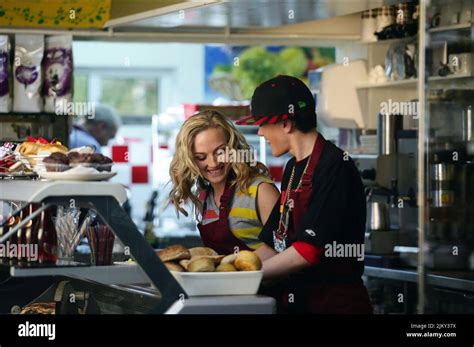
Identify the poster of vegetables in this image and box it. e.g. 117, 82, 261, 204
205, 45, 335, 102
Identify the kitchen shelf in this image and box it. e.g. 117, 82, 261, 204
359, 36, 417, 45
356, 79, 418, 89
364, 266, 474, 292
428, 73, 474, 82
357, 74, 474, 89
0, 112, 63, 116
9, 263, 149, 286
429, 22, 472, 33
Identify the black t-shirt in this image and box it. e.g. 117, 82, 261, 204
259, 139, 366, 281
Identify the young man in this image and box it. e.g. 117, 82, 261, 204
236, 75, 372, 314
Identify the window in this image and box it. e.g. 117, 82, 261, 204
73, 68, 170, 123
74, 73, 88, 103
100, 78, 158, 117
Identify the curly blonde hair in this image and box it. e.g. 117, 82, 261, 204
169, 110, 270, 218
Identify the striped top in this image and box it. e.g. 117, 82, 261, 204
200, 175, 275, 250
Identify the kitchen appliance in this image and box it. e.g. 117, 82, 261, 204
463, 105, 473, 143
365, 231, 399, 255
430, 163, 455, 207
368, 202, 390, 231
365, 190, 399, 255
378, 113, 403, 155
425, 243, 470, 270
316, 60, 368, 129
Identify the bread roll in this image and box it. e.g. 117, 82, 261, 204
220, 253, 237, 265
164, 262, 185, 272
191, 255, 224, 265
234, 250, 262, 271
18, 142, 40, 156
20, 302, 56, 314
187, 257, 215, 272
216, 263, 237, 272
179, 259, 190, 271
158, 245, 191, 262
41, 143, 68, 154
189, 247, 218, 257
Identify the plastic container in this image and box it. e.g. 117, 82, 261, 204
171, 270, 263, 296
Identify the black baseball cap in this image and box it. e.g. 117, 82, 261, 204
236, 75, 316, 126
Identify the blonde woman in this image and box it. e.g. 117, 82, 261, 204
169, 110, 280, 254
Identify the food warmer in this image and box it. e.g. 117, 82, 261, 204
0, 180, 275, 314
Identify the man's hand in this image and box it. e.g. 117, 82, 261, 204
255, 244, 277, 262
255, 245, 312, 280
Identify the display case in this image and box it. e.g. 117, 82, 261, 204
0, 113, 69, 146
0, 180, 275, 314
419, 0, 474, 313
351, 0, 474, 314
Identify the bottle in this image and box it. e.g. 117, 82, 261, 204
37, 206, 57, 264
143, 191, 159, 248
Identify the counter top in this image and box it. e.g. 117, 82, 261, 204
364, 266, 474, 292
8, 263, 149, 286
0, 180, 127, 204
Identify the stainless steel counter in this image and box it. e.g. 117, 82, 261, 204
364, 266, 474, 292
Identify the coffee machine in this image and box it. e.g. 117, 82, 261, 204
424, 92, 474, 270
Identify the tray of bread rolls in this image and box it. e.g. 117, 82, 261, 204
157, 245, 263, 296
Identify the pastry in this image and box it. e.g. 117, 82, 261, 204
187, 257, 215, 272
190, 255, 224, 265
234, 250, 262, 271
164, 262, 185, 272
20, 302, 56, 314
18, 142, 40, 156
40, 143, 68, 155
68, 153, 113, 172
43, 152, 69, 172
157, 245, 191, 262
179, 259, 191, 271
67, 151, 83, 165
189, 247, 218, 257
216, 263, 237, 272
220, 253, 237, 265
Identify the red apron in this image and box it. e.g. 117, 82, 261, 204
271, 134, 372, 314
197, 181, 252, 255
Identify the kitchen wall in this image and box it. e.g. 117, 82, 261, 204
72, 42, 205, 226
73, 41, 205, 107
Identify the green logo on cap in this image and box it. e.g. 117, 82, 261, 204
298, 101, 306, 109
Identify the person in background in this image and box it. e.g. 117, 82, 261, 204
169, 110, 280, 255
69, 104, 121, 152
236, 75, 372, 314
